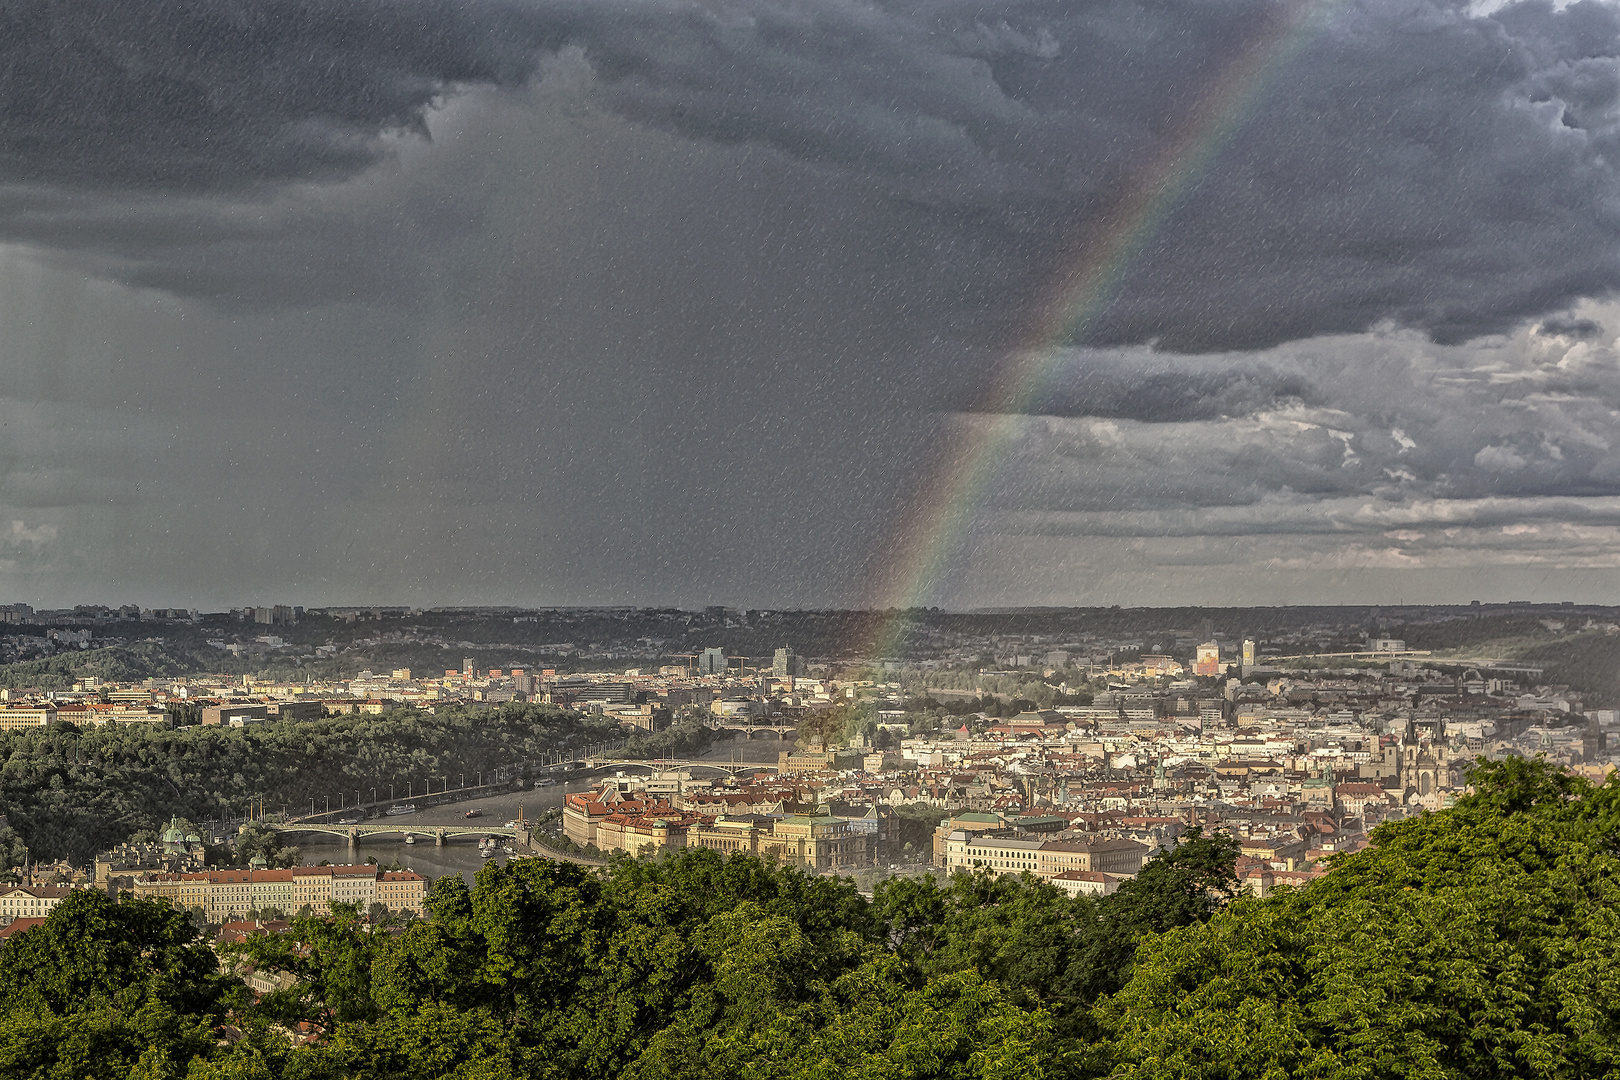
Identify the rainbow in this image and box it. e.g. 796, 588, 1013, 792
863, 0, 1337, 656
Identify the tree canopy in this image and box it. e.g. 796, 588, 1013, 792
0, 759, 1613, 1079
0, 703, 617, 864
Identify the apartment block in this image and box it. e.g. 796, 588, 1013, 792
133, 865, 425, 919
0, 705, 54, 731
0, 884, 80, 920
942, 832, 1149, 879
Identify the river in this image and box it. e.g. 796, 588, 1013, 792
292, 736, 787, 884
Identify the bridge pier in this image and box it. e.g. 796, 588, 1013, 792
347, 827, 360, 850
435, 828, 447, 847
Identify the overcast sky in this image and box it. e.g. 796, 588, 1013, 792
5, 0, 1620, 610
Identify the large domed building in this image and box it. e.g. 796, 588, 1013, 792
159, 818, 205, 858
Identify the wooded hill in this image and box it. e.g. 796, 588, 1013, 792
0, 704, 621, 864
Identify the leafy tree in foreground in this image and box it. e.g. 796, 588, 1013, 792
1103, 758, 1620, 1079
3, 760, 1614, 1080
0, 890, 242, 1078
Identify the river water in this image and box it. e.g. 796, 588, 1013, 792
293, 737, 787, 885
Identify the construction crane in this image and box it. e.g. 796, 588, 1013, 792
666, 653, 699, 677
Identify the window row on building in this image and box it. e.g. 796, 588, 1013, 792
564, 792, 875, 872
940, 831, 1150, 881
133, 865, 426, 919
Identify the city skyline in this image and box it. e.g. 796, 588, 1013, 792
5, 0, 1620, 610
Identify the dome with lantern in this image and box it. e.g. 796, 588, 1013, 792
159, 816, 206, 856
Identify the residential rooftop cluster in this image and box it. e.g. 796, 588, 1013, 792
555, 645, 1613, 897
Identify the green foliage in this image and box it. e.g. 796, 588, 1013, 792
0, 829, 25, 873
2, 765, 1612, 1080
1103, 760, 1620, 1079
0, 640, 205, 691
0, 703, 613, 862
233, 824, 302, 869
621, 717, 715, 759
1056, 827, 1241, 1009
0, 891, 239, 1079
227, 904, 386, 1031
886, 802, 949, 855
796, 703, 857, 748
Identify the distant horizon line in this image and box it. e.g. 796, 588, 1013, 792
1, 599, 1610, 616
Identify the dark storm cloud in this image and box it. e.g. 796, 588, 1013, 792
0, 0, 552, 190
5, 0, 1620, 352
1011, 359, 1315, 422
1539, 314, 1606, 339
10, 0, 1620, 607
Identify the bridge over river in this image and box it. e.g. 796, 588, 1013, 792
579, 757, 767, 777
268, 821, 520, 847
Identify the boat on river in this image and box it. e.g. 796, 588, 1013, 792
385, 803, 417, 816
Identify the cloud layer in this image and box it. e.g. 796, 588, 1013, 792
2, 0, 1620, 606
8, 0, 1620, 346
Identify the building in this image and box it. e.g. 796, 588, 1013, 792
375, 872, 427, 913
250, 605, 299, 626
1240, 835, 1308, 870
95, 835, 205, 890
757, 815, 872, 872
772, 647, 805, 680
930, 811, 1009, 865
778, 747, 835, 773
563, 789, 677, 848
942, 832, 1149, 879
1195, 641, 1221, 677
574, 683, 633, 704
698, 647, 728, 676
566, 784, 874, 870
54, 703, 170, 726
133, 865, 426, 919
1242, 639, 1257, 668
1048, 870, 1125, 897
268, 700, 325, 721
0, 885, 78, 921
0, 604, 34, 624
595, 810, 709, 859
0, 918, 45, 945
1139, 654, 1181, 676
688, 817, 769, 856
602, 703, 670, 731
946, 833, 1045, 875
0, 705, 54, 731
202, 704, 268, 727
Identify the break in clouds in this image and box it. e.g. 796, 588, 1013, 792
2, 0, 1620, 606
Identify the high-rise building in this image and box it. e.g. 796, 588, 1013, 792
462, 657, 475, 676
1194, 642, 1221, 677
698, 648, 728, 676
772, 647, 804, 679
1242, 639, 1256, 668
